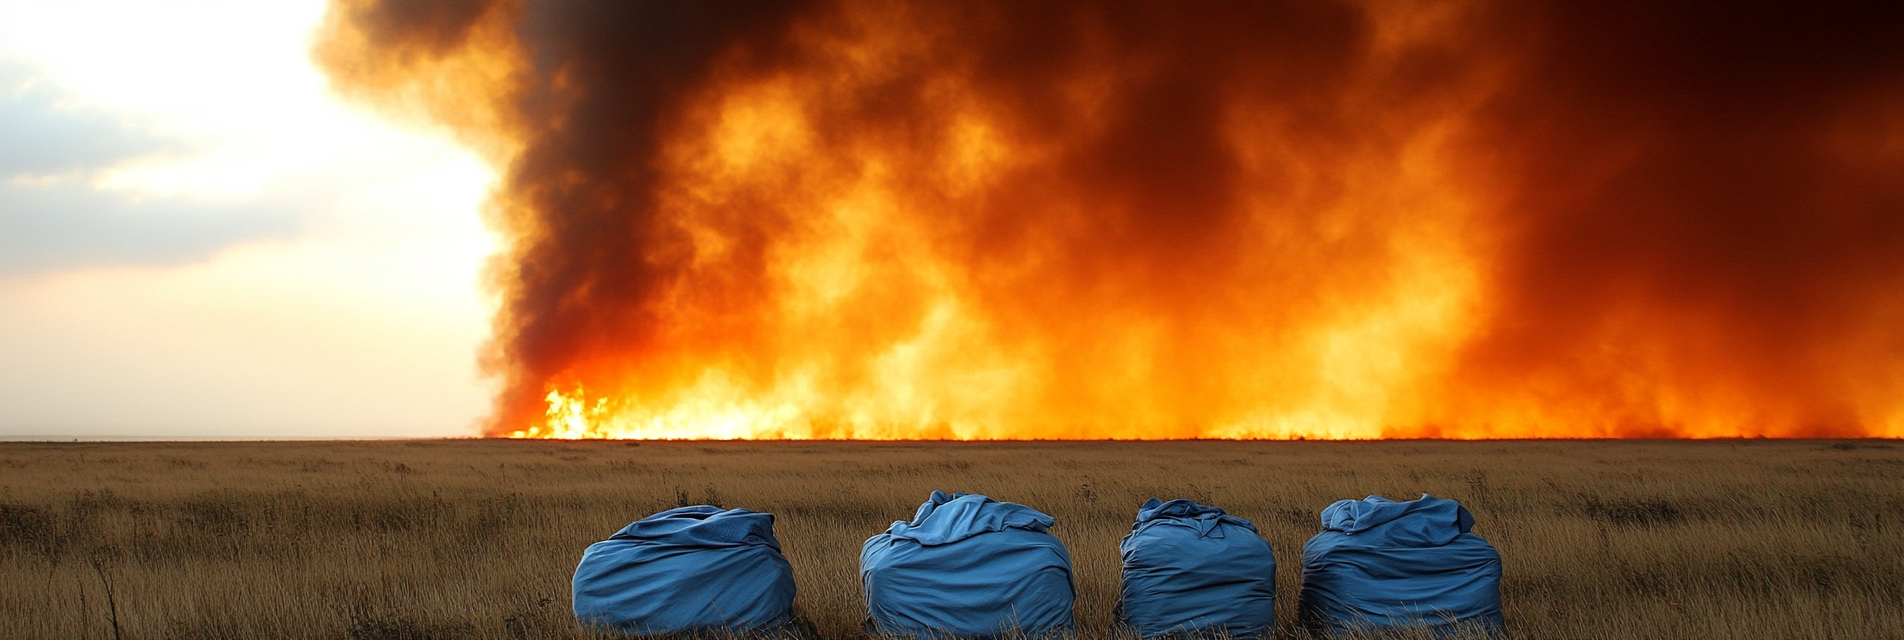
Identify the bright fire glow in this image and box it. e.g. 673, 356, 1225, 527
318, 0, 1904, 441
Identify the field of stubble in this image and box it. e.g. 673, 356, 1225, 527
0, 439, 1900, 639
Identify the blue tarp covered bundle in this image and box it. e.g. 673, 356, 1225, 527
1298, 494, 1503, 636
862, 491, 1075, 638
572, 505, 796, 636
1119, 498, 1277, 639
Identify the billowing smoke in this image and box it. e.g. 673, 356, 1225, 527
318, 0, 1904, 439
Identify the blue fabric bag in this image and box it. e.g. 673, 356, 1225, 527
862, 491, 1075, 638
1118, 499, 1277, 639
1298, 495, 1503, 636
572, 505, 796, 636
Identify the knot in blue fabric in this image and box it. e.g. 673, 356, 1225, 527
1318, 494, 1475, 547
1134, 498, 1255, 539
610, 505, 782, 551
883, 490, 1055, 547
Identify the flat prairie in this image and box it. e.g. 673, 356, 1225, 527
0, 439, 1899, 639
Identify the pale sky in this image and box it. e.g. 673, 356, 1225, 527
0, 1, 496, 438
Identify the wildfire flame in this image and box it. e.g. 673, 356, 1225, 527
320, 1, 1904, 440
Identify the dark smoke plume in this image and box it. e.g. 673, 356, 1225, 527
318, 0, 1904, 438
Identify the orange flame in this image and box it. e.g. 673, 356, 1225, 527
320, 1, 1904, 440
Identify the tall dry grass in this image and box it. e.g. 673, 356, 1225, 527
0, 439, 1899, 639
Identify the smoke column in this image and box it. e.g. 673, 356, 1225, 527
317, 0, 1904, 439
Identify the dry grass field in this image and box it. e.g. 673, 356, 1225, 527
0, 439, 1899, 639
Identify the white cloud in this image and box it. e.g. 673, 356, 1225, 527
0, 60, 309, 274
0, 0, 499, 437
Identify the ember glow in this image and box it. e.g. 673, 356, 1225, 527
318, 1, 1904, 440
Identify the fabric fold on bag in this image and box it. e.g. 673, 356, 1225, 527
1119, 498, 1277, 639
573, 505, 796, 636
1299, 494, 1503, 637
863, 491, 1075, 638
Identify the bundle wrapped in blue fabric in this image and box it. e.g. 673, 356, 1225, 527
1118, 498, 1277, 639
1298, 495, 1503, 636
862, 491, 1075, 638
572, 505, 796, 636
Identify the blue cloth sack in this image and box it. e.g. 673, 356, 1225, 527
1298, 494, 1503, 636
572, 505, 796, 636
862, 491, 1075, 638
1118, 498, 1277, 639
